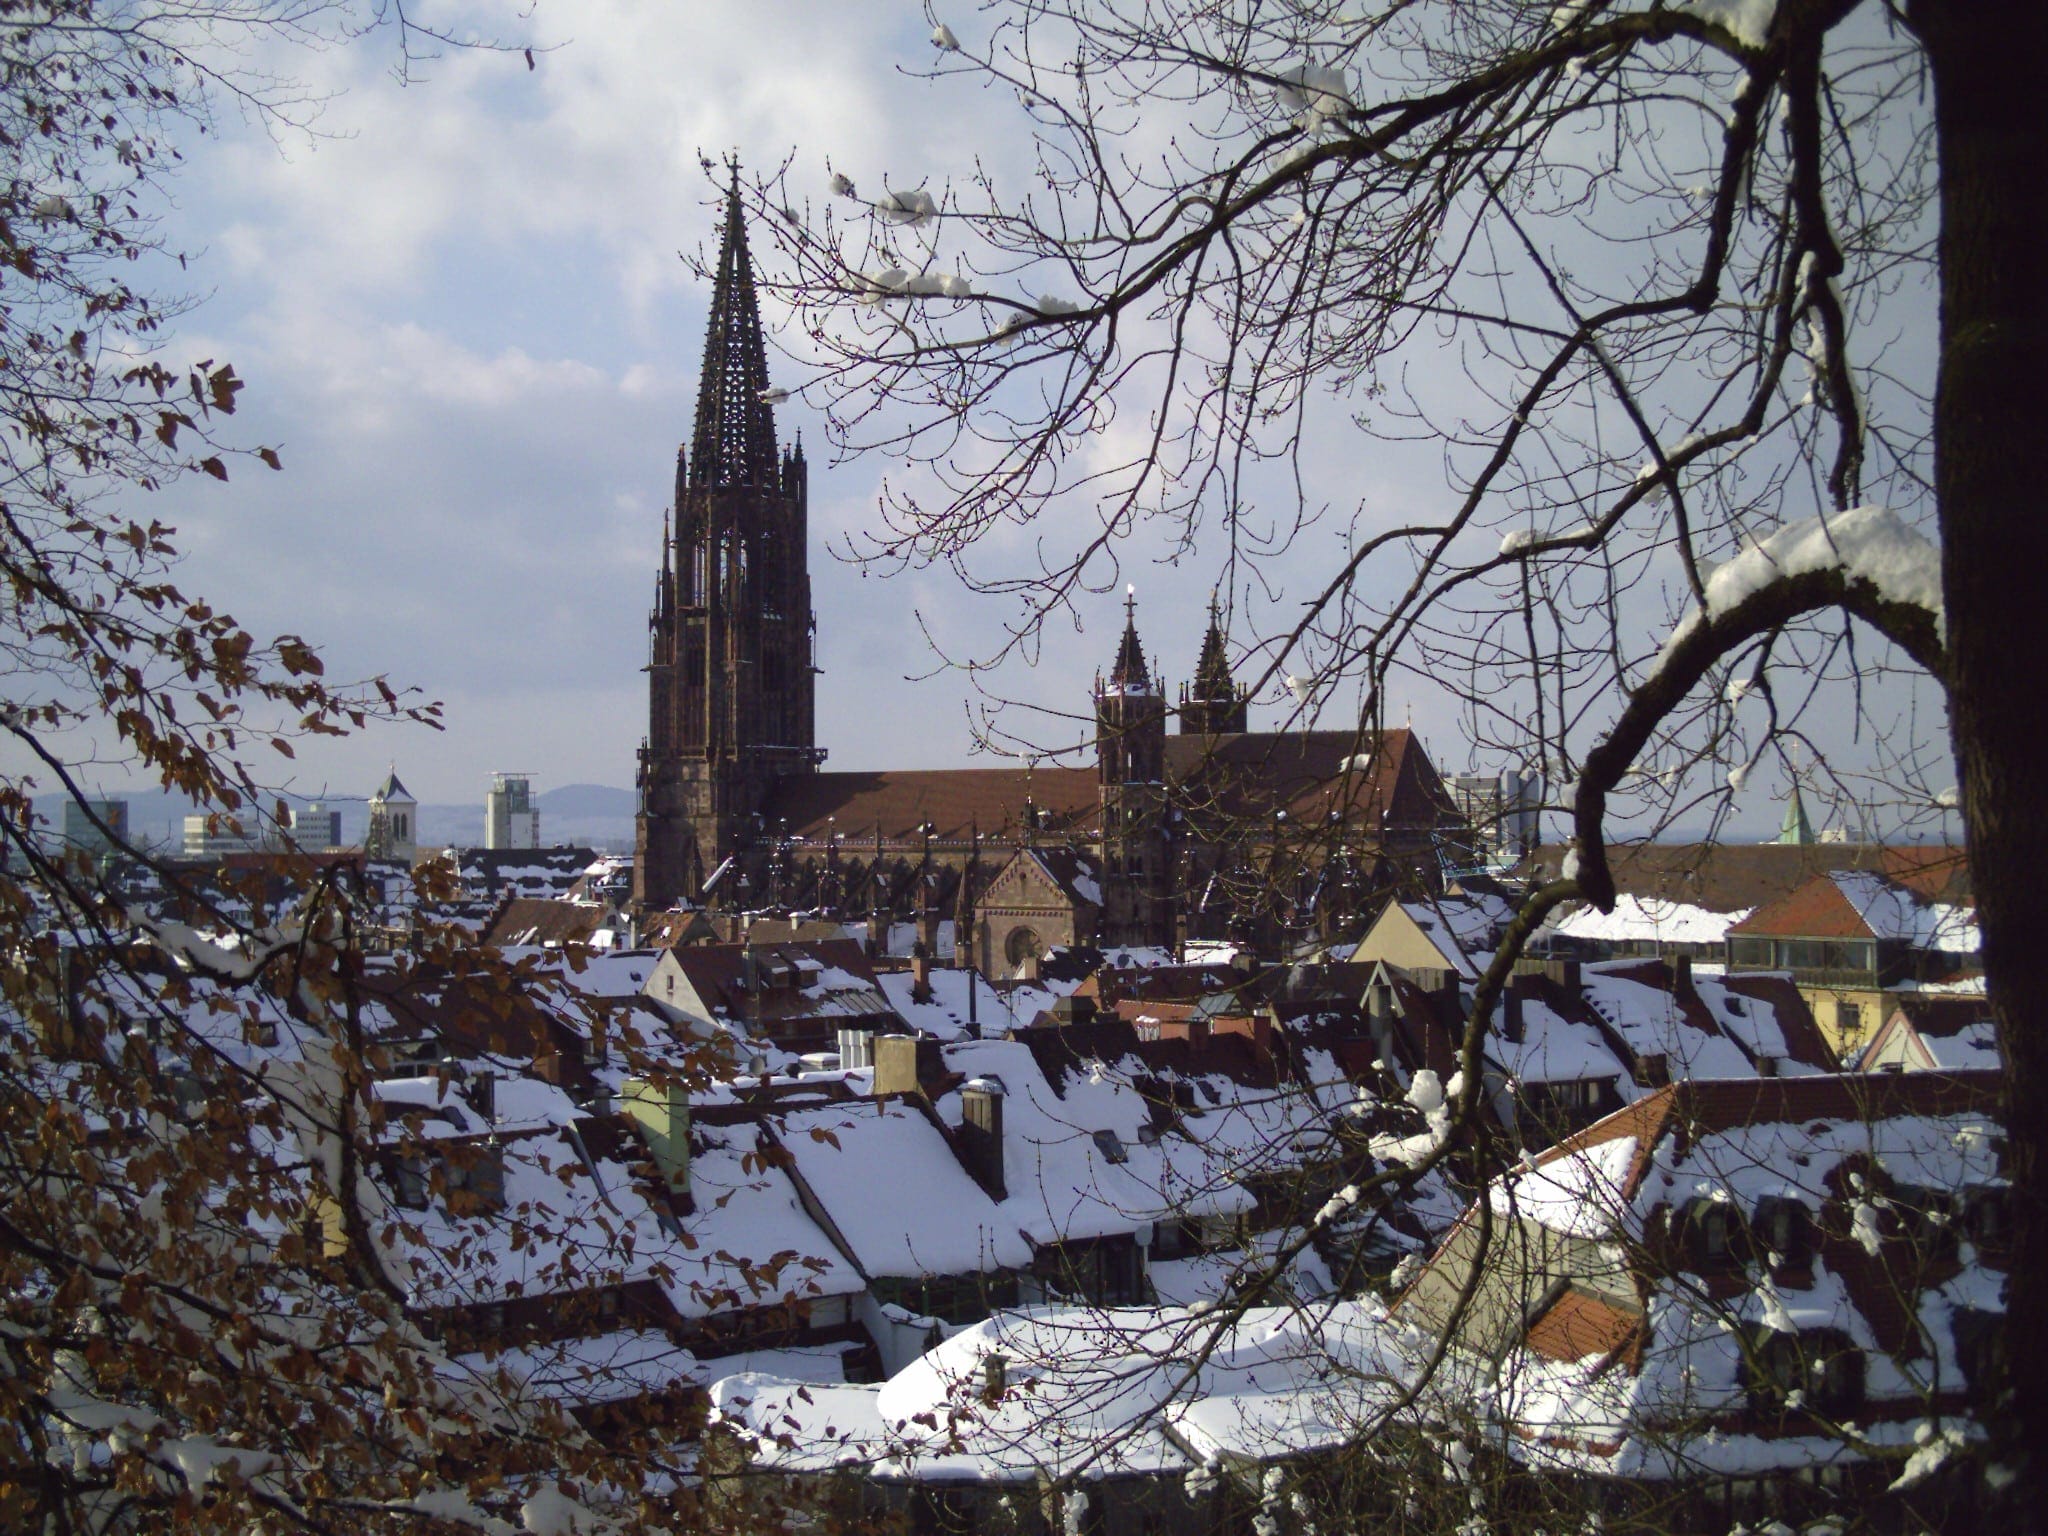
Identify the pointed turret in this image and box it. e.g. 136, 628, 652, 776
690, 169, 779, 489
1095, 587, 1168, 947
1180, 591, 1248, 735
1108, 585, 1152, 693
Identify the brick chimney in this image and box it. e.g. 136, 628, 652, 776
958, 1078, 1006, 1201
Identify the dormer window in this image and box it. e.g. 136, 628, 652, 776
1960, 1186, 2011, 1250
1674, 1196, 1746, 1270
1890, 1185, 1962, 1267
1751, 1196, 1812, 1268
1748, 1328, 1864, 1417
394, 1156, 430, 1211
1951, 1307, 2005, 1394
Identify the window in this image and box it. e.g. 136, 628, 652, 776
1751, 1197, 1812, 1268
394, 1157, 429, 1210
1960, 1186, 2010, 1249
1728, 937, 1773, 968
1675, 1196, 1746, 1270
1890, 1185, 1962, 1267
1748, 1329, 1864, 1417
1836, 1000, 1864, 1040
1951, 1307, 2005, 1393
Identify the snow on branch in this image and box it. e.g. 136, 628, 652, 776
1572, 505, 1946, 915
1653, 504, 1945, 678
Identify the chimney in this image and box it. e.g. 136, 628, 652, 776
1560, 959, 1581, 994
1503, 985, 1525, 1045
470, 1072, 497, 1124
958, 1078, 1006, 1201
873, 1033, 946, 1098
623, 1076, 692, 1204
916, 905, 941, 959
1672, 952, 1694, 993
1367, 979, 1395, 1063
1437, 972, 1462, 1016
866, 910, 889, 959
910, 940, 934, 1006
1049, 994, 1098, 1026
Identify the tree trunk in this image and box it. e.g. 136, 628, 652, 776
1919, 0, 2048, 1507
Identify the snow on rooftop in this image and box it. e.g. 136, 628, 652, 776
1829, 870, 1977, 953
1577, 966, 1758, 1080
929, 1039, 1253, 1246
876, 969, 1075, 1041
1489, 1136, 1639, 1240
453, 1328, 699, 1410
714, 1300, 1417, 1483
667, 1119, 863, 1318
769, 1098, 1034, 1278
1550, 894, 1749, 947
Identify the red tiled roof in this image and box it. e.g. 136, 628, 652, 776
756, 729, 1461, 847
765, 767, 1098, 844
1526, 1286, 1644, 1367
1728, 873, 1875, 939
1522, 842, 1970, 913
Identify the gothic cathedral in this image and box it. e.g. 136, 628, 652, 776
634, 177, 822, 912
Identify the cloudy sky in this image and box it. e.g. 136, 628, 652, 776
53, 0, 1945, 842
122, 0, 1392, 811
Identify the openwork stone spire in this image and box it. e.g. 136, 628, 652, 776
690, 168, 779, 488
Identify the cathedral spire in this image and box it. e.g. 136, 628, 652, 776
1180, 588, 1247, 734
1110, 584, 1151, 692
1192, 591, 1232, 699
690, 165, 779, 489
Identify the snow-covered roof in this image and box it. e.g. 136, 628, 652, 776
767, 1098, 1035, 1278
1549, 893, 1750, 947
874, 969, 1075, 1042
710, 1300, 1418, 1483
1830, 869, 1977, 952
1408, 1071, 2006, 1479
928, 1038, 1256, 1246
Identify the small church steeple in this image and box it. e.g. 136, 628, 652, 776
1180, 591, 1248, 735
1096, 586, 1164, 785
1777, 781, 1815, 845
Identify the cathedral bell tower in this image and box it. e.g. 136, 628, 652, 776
1095, 588, 1170, 947
1179, 594, 1249, 735
635, 172, 821, 912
